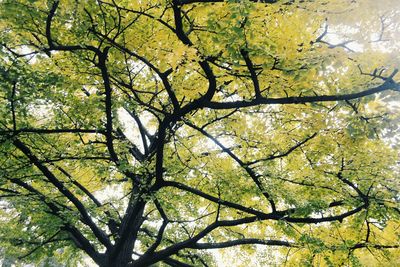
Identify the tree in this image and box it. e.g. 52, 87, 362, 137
0, 0, 399, 266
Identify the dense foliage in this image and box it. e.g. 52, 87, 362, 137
0, 0, 399, 266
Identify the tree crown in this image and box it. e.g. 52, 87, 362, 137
0, 0, 399, 266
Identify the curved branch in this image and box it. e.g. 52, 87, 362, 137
240, 49, 261, 98
206, 72, 399, 109
171, 0, 217, 108
192, 238, 298, 249
45, 1, 99, 54
134, 204, 366, 265
91, 29, 179, 111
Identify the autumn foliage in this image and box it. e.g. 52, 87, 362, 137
0, 0, 399, 266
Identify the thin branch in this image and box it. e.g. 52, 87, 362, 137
141, 199, 169, 257
18, 230, 61, 259
247, 133, 317, 165
161, 180, 269, 217
177, 0, 278, 4
184, 120, 277, 212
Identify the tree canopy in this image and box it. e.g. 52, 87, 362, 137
0, 0, 399, 266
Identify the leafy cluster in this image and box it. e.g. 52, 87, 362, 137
0, 0, 399, 266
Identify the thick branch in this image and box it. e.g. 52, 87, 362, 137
192, 238, 297, 249
45, 1, 99, 54
12, 138, 112, 249
135, 204, 365, 265
54, 164, 102, 207
91, 30, 179, 111
205, 74, 399, 109
240, 49, 261, 98
110, 193, 146, 264
98, 49, 119, 163
6, 176, 102, 264
0, 128, 105, 135
171, 0, 217, 107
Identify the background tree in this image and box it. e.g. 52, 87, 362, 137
0, 0, 399, 266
